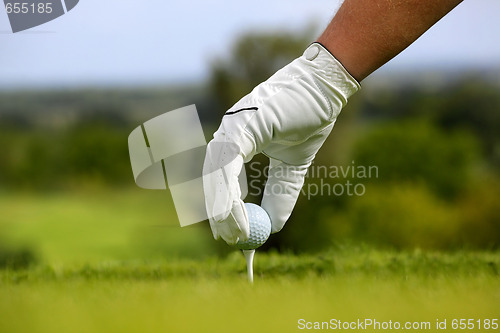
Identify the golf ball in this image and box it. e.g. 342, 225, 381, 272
236, 203, 271, 250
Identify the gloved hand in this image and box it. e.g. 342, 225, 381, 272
203, 43, 360, 245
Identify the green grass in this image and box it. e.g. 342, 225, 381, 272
0, 190, 499, 332
0, 248, 499, 333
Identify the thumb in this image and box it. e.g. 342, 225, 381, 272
261, 159, 309, 233
203, 140, 250, 244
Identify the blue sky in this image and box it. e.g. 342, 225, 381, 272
1, 0, 499, 89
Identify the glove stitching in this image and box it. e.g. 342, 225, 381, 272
311, 73, 334, 121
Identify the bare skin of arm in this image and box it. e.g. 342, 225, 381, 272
318, 0, 464, 81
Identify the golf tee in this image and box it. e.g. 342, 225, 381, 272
242, 249, 255, 283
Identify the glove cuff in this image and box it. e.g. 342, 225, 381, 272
304, 42, 361, 99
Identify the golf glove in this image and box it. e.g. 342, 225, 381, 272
203, 43, 360, 245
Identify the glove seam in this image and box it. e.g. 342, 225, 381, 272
311, 74, 335, 121
312, 42, 362, 91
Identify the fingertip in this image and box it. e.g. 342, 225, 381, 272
223, 235, 238, 246
262, 202, 287, 234
270, 222, 285, 234
211, 228, 220, 241
239, 231, 249, 242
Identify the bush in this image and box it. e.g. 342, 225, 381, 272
456, 179, 500, 249
352, 120, 480, 199
0, 244, 38, 270
326, 183, 461, 250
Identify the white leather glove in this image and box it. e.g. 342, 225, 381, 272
203, 43, 360, 245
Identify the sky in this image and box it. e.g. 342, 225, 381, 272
1, 0, 499, 89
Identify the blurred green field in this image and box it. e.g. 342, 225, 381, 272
0, 189, 220, 265
0, 190, 499, 333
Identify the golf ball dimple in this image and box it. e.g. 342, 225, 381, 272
236, 203, 271, 250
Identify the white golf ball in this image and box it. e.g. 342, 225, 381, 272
236, 203, 272, 250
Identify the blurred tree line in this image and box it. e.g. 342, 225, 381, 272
0, 30, 499, 251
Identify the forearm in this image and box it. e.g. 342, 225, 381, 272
318, 0, 463, 81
